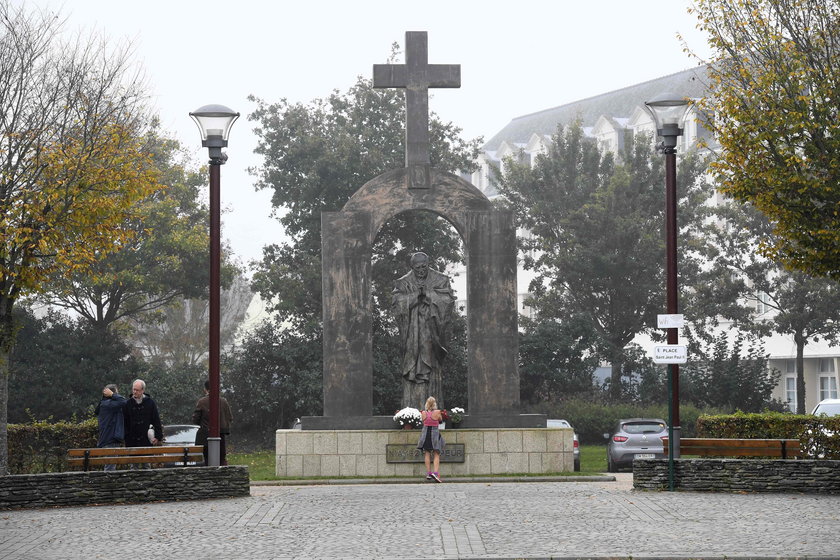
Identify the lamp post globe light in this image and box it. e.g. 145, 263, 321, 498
644, 92, 690, 489
190, 104, 239, 467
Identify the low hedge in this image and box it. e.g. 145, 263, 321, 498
697, 411, 840, 459
7, 419, 98, 474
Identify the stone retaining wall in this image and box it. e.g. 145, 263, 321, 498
633, 458, 840, 493
0, 466, 250, 510
275, 427, 574, 477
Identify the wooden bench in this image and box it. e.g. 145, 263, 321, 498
662, 438, 801, 459
67, 446, 204, 471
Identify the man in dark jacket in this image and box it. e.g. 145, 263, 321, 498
95, 384, 127, 471
123, 379, 163, 448
192, 380, 233, 465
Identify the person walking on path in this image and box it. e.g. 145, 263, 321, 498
417, 396, 445, 482
94, 384, 127, 471
123, 379, 163, 448
192, 379, 233, 466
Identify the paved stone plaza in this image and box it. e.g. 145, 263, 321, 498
2, 475, 839, 559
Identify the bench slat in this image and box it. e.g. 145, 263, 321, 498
68, 446, 203, 457
66, 446, 205, 470
67, 454, 203, 467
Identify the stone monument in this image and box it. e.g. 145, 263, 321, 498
304, 31, 544, 430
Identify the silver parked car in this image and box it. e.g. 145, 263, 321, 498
162, 424, 202, 466
162, 424, 200, 445
547, 419, 580, 471
812, 398, 840, 417
605, 418, 668, 472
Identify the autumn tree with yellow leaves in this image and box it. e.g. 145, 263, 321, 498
35, 123, 238, 332
690, 0, 840, 280
0, 2, 157, 473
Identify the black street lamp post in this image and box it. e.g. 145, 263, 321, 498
644, 92, 690, 490
189, 104, 239, 467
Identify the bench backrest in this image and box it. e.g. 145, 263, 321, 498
67, 446, 204, 470
662, 438, 801, 459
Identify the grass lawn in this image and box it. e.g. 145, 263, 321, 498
228, 450, 277, 480
579, 444, 607, 473
229, 444, 610, 481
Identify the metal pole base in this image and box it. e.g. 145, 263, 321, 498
207, 437, 221, 467
672, 426, 681, 459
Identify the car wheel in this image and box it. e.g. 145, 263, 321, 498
607, 454, 616, 473
574, 458, 580, 472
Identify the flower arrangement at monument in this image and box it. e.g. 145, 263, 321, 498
447, 407, 465, 424
393, 407, 422, 429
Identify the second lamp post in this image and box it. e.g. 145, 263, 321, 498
644, 92, 690, 489
189, 104, 239, 467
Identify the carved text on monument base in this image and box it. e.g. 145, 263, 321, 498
385, 443, 465, 463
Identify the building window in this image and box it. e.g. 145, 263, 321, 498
819, 375, 838, 401
785, 376, 797, 412
755, 291, 771, 314
819, 358, 836, 373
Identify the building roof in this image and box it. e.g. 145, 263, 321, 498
483, 66, 710, 152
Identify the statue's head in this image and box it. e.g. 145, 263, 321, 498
410, 252, 429, 280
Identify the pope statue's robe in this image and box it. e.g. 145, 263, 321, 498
392, 267, 455, 410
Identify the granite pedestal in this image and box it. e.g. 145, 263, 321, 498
275, 426, 573, 477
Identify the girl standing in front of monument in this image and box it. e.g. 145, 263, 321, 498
418, 396, 445, 482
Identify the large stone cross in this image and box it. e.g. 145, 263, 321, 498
373, 31, 460, 189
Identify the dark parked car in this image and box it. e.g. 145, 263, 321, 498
605, 418, 668, 472
547, 419, 580, 471
162, 424, 202, 466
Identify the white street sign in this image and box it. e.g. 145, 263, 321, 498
653, 345, 688, 364
657, 314, 685, 329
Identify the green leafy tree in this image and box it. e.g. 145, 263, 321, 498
496, 123, 712, 401
141, 361, 207, 426
248, 57, 481, 413
518, 315, 601, 404
37, 123, 240, 330
0, 3, 155, 473
697, 200, 840, 413
8, 307, 146, 423
691, 0, 840, 279
222, 320, 323, 447
681, 331, 781, 412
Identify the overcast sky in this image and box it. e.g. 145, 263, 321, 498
28, 0, 713, 266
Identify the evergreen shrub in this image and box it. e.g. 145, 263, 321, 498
7, 419, 97, 474
697, 411, 840, 458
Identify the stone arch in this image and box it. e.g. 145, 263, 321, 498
319, 167, 522, 427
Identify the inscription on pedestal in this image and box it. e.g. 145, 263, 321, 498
386, 443, 465, 463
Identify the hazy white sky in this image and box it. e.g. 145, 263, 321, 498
30, 0, 712, 266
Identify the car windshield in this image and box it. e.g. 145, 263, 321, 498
622, 422, 665, 434
813, 403, 840, 417
164, 426, 197, 439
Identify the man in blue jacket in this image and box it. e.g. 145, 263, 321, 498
95, 384, 127, 471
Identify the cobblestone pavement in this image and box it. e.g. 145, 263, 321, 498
2, 475, 839, 559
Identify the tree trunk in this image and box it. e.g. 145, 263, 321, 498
0, 347, 7, 475
795, 331, 806, 415
610, 360, 623, 401
0, 297, 14, 475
